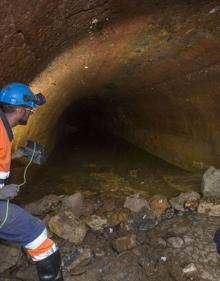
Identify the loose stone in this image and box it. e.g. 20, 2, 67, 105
48, 210, 87, 244
124, 193, 149, 213
167, 237, 184, 248
112, 234, 137, 253
182, 263, 197, 274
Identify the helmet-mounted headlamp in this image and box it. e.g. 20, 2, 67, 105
24, 93, 46, 106
0, 83, 46, 109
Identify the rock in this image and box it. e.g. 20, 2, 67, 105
128, 210, 157, 231
25, 194, 61, 216
160, 256, 167, 262
169, 192, 200, 212
209, 6, 220, 14
112, 234, 137, 253
66, 247, 94, 274
159, 207, 175, 221
124, 193, 149, 213
48, 210, 87, 244
167, 237, 184, 248
149, 194, 170, 218
99, 193, 118, 212
182, 263, 197, 274
202, 166, 220, 197
0, 244, 21, 273
183, 235, 194, 244
157, 238, 167, 247
16, 264, 39, 281
65, 268, 99, 281
95, 248, 105, 257
82, 199, 96, 217
200, 270, 214, 280
61, 192, 83, 217
108, 211, 128, 229
85, 215, 107, 231
197, 200, 220, 216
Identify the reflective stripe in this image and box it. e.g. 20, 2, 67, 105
0, 171, 10, 179
30, 243, 57, 262
25, 228, 47, 249
27, 238, 54, 256
24, 228, 58, 261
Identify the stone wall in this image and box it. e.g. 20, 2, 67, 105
1, 0, 220, 170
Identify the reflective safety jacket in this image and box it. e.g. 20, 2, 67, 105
0, 111, 13, 188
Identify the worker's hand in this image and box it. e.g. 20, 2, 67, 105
11, 148, 25, 160
0, 184, 20, 200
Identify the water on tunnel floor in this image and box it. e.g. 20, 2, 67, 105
17, 130, 203, 204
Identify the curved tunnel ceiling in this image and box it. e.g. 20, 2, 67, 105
1, 0, 220, 171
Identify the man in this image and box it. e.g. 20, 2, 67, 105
0, 82, 63, 281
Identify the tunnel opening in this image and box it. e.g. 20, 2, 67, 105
18, 95, 202, 205
2, 1, 220, 280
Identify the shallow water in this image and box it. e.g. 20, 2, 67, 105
17, 131, 202, 204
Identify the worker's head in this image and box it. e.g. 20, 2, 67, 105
0, 83, 46, 126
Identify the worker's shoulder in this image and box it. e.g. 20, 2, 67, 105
0, 115, 9, 139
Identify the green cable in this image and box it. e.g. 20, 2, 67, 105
0, 142, 36, 229
18, 142, 36, 188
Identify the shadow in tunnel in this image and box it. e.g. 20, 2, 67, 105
16, 96, 203, 205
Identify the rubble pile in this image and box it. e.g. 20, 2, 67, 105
1, 167, 220, 281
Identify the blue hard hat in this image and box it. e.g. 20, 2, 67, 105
0, 82, 37, 108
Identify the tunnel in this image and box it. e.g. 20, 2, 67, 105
2, 1, 220, 280
2, 0, 218, 173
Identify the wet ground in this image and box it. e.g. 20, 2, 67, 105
6, 131, 220, 281
16, 130, 202, 204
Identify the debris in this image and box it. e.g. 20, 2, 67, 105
66, 247, 94, 274
112, 234, 137, 253
182, 263, 197, 274
149, 194, 170, 218
48, 210, 87, 244
16, 264, 38, 281
198, 199, 220, 216
160, 256, 167, 262
25, 194, 61, 215
91, 18, 98, 24
209, 6, 220, 14
61, 192, 83, 217
108, 211, 128, 229
202, 166, 220, 197
128, 210, 157, 230
124, 193, 149, 213
167, 237, 184, 248
157, 238, 167, 248
169, 192, 200, 212
85, 215, 107, 231
0, 244, 21, 273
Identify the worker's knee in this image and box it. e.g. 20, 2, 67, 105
0, 202, 45, 245
214, 228, 220, 255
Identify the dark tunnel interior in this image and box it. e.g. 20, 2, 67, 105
15, 96, 202, 205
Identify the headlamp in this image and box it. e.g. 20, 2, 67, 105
24, 93, 46, 106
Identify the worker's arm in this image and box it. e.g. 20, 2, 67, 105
0, 123, 20, 198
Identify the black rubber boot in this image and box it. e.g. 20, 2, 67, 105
35, 250, 64, 281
